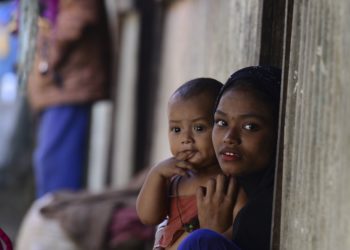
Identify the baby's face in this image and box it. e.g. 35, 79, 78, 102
167, 93, 217, 169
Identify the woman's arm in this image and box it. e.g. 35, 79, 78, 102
222, 187, 248, 239
55, 0, 101, 43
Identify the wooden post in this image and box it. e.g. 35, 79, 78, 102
18, 0, 39, 92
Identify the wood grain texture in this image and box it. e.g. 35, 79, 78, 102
279, 0, 350, 249
150, 0, 263, 164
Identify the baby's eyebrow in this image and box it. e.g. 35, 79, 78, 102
192, 116, 210, 122
169, 120, 181, 123
169, 116, 210, 123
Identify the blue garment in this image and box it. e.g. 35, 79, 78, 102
0, 0, 18, 76
34, 105, 91, 197
178, 229, 241, 250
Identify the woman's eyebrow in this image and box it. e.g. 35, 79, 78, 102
192, 116, 210, 122
215, 109, 268, 121
239, 113, 267, 121
214, 109, 227, 116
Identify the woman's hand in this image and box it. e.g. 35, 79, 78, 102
197, 175, 238, 233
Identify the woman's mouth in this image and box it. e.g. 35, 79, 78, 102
220, 151, 241, 161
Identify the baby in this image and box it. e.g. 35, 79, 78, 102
136, 78, 224, 249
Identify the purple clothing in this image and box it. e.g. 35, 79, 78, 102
178, 229, 240, 250
40, 0, 59, 24
15, 0, 58, 28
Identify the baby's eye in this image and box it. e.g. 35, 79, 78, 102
171, 127, 181, 133
193, 125, 205, 132
215, 119, 227, 127
243, 123, 259, 131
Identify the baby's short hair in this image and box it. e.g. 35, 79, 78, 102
172, 78, 223, 101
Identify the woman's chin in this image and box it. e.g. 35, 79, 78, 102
220, 163, 245, 177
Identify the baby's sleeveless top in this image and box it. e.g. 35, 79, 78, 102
157, 195, 198, 248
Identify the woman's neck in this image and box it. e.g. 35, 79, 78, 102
193, 162, 222, 178
236, 165, 275, 198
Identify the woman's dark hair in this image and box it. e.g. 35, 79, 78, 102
216, 66, 282, 122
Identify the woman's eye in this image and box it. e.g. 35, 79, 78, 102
243, 123, 259, 131
193, 125, 205, 132
171, 127, 181, 133
215, 119, 227, 127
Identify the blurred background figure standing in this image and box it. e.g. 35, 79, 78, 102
0, 0, 18, 105
0, 0, 32, 241
0, 0, 19, 170
27, 0, 111, 198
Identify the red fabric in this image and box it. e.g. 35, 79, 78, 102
0, 228, 13, 250
158, 195, 197, 248
108, 206, 155, 248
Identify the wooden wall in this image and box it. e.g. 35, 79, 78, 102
12, 0, 350, 248
277, 0, 350, 249
150, 0, 264, 164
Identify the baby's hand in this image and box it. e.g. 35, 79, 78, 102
153, 152, 194, 179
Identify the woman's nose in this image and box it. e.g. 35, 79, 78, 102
223, 128, 241, 145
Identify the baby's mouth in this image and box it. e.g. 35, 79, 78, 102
185, 150, 196, 160
179, 149, 196, 161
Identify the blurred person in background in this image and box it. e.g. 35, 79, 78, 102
0, 0, 19, 172
0, 0, 18, 105
27, 0, 111, 198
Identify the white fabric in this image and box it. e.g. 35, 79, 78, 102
16, 194, 79, 250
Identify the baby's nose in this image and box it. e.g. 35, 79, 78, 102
181, 133, 194, 144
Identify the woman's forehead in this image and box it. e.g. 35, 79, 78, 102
217, 88, 274, 119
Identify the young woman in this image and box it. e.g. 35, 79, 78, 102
179, 66, 281, 250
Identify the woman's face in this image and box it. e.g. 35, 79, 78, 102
212, 87, 277, 177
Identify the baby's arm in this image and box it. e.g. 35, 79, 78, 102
136, 153, 194, 225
